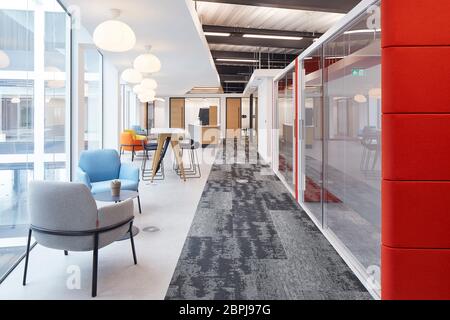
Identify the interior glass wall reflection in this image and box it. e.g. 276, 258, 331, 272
276, 69, 295, 191
302, 49, 324, 224
323, 7, 381, 284
0, 0, 70, 281
300, 1, 381, 290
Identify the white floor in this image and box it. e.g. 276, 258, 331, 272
0, 148, 215, 300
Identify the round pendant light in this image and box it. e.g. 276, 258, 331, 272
11, 97, 21, 104
134, 45, 161, 73
133, 84, 144, 95
141, 78, 158, 90
93, 9, 136, 53
121, 68, 142, 84
0, 50, 10, 69
354, 94, 367, 103
138, 90, 156, 103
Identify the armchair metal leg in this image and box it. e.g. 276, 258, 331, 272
129, 222, 137, 265
64, 250, 68, 256
22, 228, 32, 286
137, 195, 142, 214
92, 233, 99, 298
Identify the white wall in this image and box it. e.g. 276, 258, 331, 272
257, 79, 274, 163
102, 59, 121, 150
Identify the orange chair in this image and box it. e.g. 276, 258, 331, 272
120, 131, 147, 162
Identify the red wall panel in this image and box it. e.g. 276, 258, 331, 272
382, 0, 450, 48
382, 0, 450, 299
383, 180, 450, 248
382, 246, 450, 300
383, 47, 450, 114
383, 114, 450, 181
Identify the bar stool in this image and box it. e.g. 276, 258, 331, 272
174, 138, 201, 178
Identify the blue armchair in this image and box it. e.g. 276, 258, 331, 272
76, 149, 141, 213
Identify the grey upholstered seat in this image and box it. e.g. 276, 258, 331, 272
23, 181, 137, 297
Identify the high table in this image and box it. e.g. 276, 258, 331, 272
150, 128, 186, 182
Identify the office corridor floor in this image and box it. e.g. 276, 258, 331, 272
166, 136, 372, 300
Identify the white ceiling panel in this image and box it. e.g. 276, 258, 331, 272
62, 0, 220, 96
196, 1, 344, 34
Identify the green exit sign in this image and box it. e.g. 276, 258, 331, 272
352, 68, 365, 76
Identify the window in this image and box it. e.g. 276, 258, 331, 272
83, 47, 102, 150
0, 0, 70, 281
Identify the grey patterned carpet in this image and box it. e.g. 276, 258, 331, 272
165, 136, 371, 300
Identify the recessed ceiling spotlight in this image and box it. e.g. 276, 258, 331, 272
243, 34, 303, 41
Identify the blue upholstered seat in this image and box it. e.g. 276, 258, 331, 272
76, 149, 139, 195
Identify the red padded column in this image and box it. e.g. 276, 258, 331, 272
382, 0, 450, 300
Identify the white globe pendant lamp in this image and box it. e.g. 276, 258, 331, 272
11, 97, 21, 104
0, 50, 10, 69
133, 84, 144, 95
354, 94, 367, 103
93, 9, 136, 53
138, 91, 156, 103
134, 45, 161, 74
141, 78, 158, 90
121, 68, 142, 84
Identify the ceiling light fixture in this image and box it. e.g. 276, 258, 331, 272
121, 68, 142, 84
243, 34, 303, 41
344, 28, 381, 35
354, 94, 367, 103
141, 78, 158, 90
134, 45, 161, 74
0, 50, 10, 69
216, 58, 258, 63
93, 9, 136, 53
138, 91, 156, 103
204, 31, 231, 37
133, 84, 144, 95
11, 97, 21, 104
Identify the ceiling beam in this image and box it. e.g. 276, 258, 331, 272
203, 25, 317, 50
212, 50, 297, 62
196, 0, 360, 14
203, 25, 322, 39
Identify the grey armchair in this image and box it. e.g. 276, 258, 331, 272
23, 181, 137, 297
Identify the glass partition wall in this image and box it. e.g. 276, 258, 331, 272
275, 68, 296, 192
299, 1, 381, 294
0, 0, 71, 281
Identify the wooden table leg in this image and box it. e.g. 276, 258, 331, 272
151, 134, 167, 182
171, 135, 186, 181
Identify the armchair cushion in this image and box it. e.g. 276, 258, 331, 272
119, 163, 139, 182
97, 199, 134, 248
76, 167, 91, 190
79, 149, 121, 183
